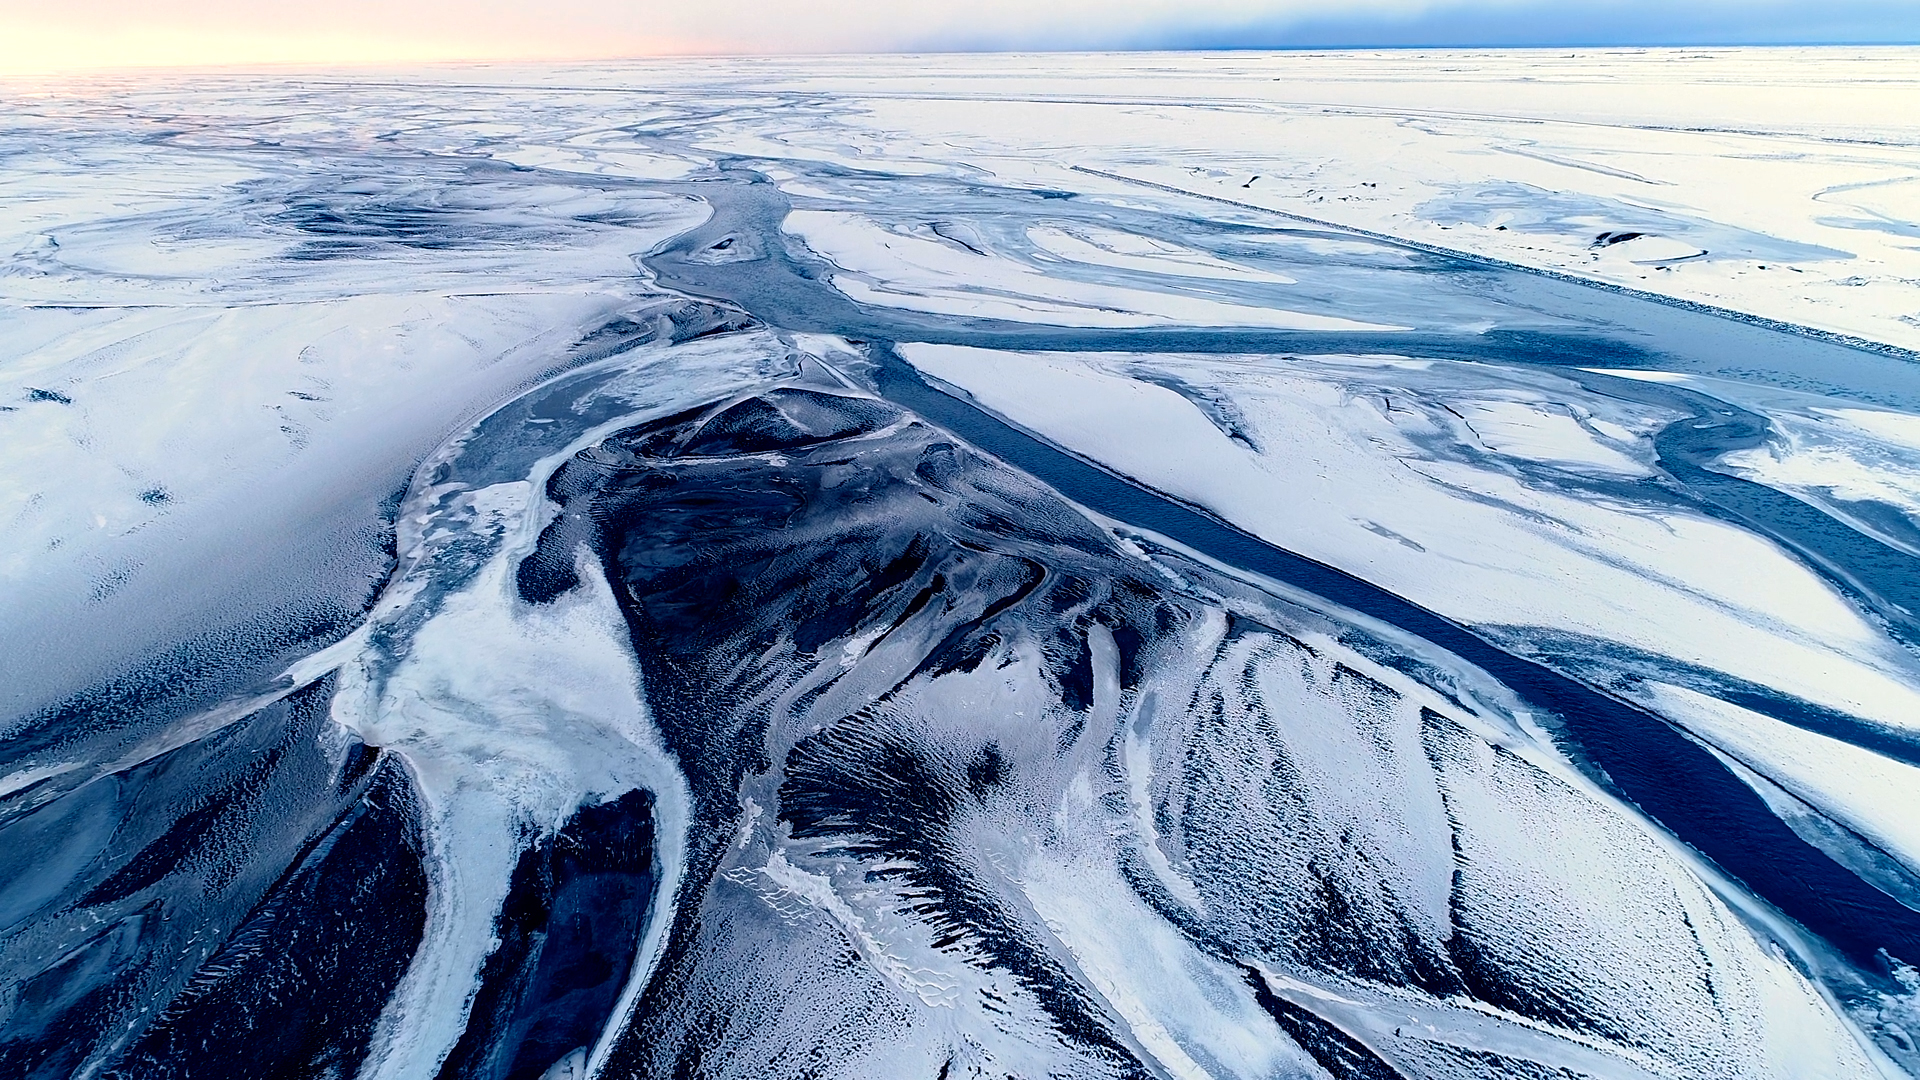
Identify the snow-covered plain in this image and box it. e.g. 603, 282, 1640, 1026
662, 47, 1920, 352
4, 47, 1920, 1080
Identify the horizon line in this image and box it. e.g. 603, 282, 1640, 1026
7, 39, 1920, 79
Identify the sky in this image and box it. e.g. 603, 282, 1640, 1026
1, 0, 1916, 72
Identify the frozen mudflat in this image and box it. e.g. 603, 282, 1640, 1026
4, 47, 1920, 1080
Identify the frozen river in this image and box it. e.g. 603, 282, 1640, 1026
4, 48, 1920, 1080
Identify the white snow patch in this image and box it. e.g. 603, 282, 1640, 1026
785, 209, 1402, 331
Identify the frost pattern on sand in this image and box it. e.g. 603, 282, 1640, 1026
525, 383, 1873, 1079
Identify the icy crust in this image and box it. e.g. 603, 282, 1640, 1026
2, 56, 1916, 1080
1146, 623, 1862, 1080
901, 344, 1920, 737
325, 330, 801, 1080
782, 208, 1405, 331
895, 343, 1920, 1016
0, 324, 783, 1080
0, 89, 713, 720
671, 48, 1920, 353
505, 383, 1877, 1079
1636, 682, 1920, 903
1715, 403, 1920, 558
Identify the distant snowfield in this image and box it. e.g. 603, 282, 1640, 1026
649, 47, 1920, 353
0, 106, 712, 712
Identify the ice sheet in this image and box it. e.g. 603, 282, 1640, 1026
0, 103, 710, 715
903, 342, 1920, 736
6, 50, 1918, 1080
783, 209, 1402, 331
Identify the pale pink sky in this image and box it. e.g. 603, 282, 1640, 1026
0, 0, 1909, 73
6, 0, 1256, 70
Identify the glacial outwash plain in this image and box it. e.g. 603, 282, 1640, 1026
5, 46, 1920, 1079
